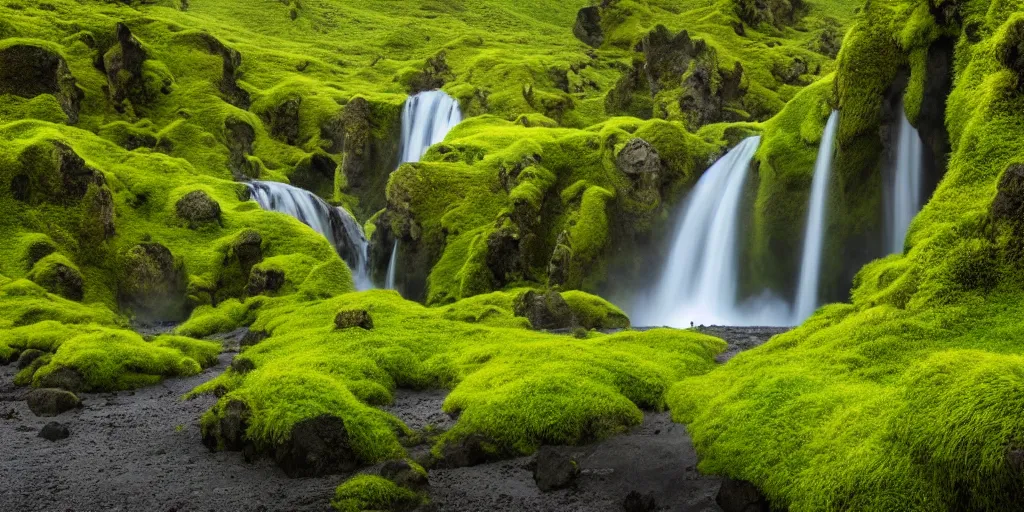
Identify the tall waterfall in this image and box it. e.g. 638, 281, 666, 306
399, 90, 463, 164
386, 90, 462, 290
634, 136, 790, 327
247, 181, 373, 290
793, 111, 841, 322
886, 108, 924, 254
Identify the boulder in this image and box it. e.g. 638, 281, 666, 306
514, 290, 577, 330
291, 153, 337, 200
815, 20, 842, 58
716, 477, 771, 512
32, 262, 84, 301
680, 46, 745, 130
194, 33, 250, 108
36, 366, 85, 392
334, 309, 374, 330
533, 446, 579, 492
26, 388, 82, 417
230, 357, 256, 375
623, 491, 658, 512
437, 434, 496, 468
23, 238, 57, 270
0, 44, 84, 123
275, 414, 358, 477
999, 18, 1024, 88
380, 460, 430, 493
80, 184, 116, 244
407, 52, 453, 94
638, 26, 696, 93
992, 164, 1024, 221
246, 268, 285, 296
929, 0, 962, 26
103, 23, 148, 111
16, 349, 45, 370
175, 190, 222, 228
118, 242, 190, 323
573, 6, 604, 48
261, 95, 302, 145
240, 329, 269, 348
12, 142, 105, 206
38, 422, 70, 442
773, 57, 809, 85
617, 139, 662, 177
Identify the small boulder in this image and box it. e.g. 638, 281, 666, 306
334, 309, 374, 330
533, 446, 579, 492
31, 261, 84, 301
246, 268, 285, 296
623, 491, 658, 512
0, 44, 84, 123
275, 414, 358, 477
230, 357, 256, 375
573, 6, 604, 48
38, 421, 70, 442
175, 190, 222, 228
240, 329, 269, 347
203, 399, 251, 452
716, 477, 771, 512
16, 349, 45, 370
380, 459, 430, 493
616, 139, 662, 178
437, 434, 496, 468
514, 290, 577, 330
26, 388, 82, 417
119, 242, 189, 323
36, 366, 85, 392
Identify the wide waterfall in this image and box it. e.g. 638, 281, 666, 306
399, 90, 463, 164
633, 136, 791, 327
886, 108, 924, 254
793, 111, 841, 322
247, 181, 373, 290
386, 90, 462, 290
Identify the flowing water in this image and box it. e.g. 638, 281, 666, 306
793, 111, 841, 322
384, 240, 399, 291
247, 181, 373, 290
886, 108, 924, 254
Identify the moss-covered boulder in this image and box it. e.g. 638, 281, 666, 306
175, 190, 222, 228
247, 268, 285, 296
260, 94, 302, 145
573, 6, 604, 48
334, 309, 374, 330
118, 242, 189, 323
0, 43, 84, 123
332, 474, 424, 512
224, 116, 257, 178
29, 255, 84, 302
405, 52, 453, 94
11, 141, 105, 206
103, 23, 148, 112
26, 388, 81, 417
616, 138, 663, 205
514, 290, 576, 330
276, 414, 359, 477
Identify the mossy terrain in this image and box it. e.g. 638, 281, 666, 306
672, 1, 1024, 509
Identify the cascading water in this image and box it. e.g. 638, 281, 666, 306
385, 90, 462, 290
793, 111, 840, 322
247, 181, 373, 290
886, 107, 924, 254
633, 136, 791, 327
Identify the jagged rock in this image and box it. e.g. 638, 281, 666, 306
773, 57, 809, 85
407, 52, 453, 93
261, 95, 302, 145
623, 491, 658, 512
437, 434, 496, 468
533, 446, 579, 492
548, 231, 573, 287
734, 0, 805, 29
16, 349, 45, 370
36, 366, 85, 392
334, 309, 374, 330
175, 190, 222, 228
638, 26, 696, 94
515, 290, 577, 330
606, 59, 654, 119
716, 477, 771, 512
617, 139, 662, 177
232, 230, 264, 279
680, 47, 745, 130
0, 44, 84, 123
275, 414, 358, 477
32, 261, 84, 301
380, 460, 430, 493
993, 164, 1024, 221
999, 18, 1024, 88
194, 33, 250, 108
486, 228, 523, 288
103, 23, 147, 111
203, 399, 251, 452
13, 142, 105, 206
247, 268, 285, 296
26, 388, 81, 417
38, 422, 70, 442
225, 116, 256, 178
119, 242, 190, 323
573, 6, 604, 48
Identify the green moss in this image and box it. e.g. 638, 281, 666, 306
331, 475, 423, 512
561, 290, 630, 329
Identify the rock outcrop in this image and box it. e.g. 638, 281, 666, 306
999, 18, 1024, 89
103, 23, 148, 112
616, 138, 663, 204
261, 95, 302, 145
573, 6, 604, 48
274, 414, 358, 477
734, 0, 806, 29
246, 267, 285, 296
194, 33, 250, 108
514, 290, 577, 330
175, 190, 222, 228
0, 44, 84, 123
224, 116, 257, 178
407, 52, 453, 93
118, 242, 190, 323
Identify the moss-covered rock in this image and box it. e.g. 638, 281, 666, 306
29, 254, 84, 302
573, 6, 604, 48
175, 190, 222, 228
514, 290, 576, 330
335, 309, 374, 330
26, 388, 81, 417
118, 243, 189, 323
102, 23, 149, 112
0, 43, 83, 123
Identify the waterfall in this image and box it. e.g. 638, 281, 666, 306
886, 108, 924, 254
384, 240, 399, 290
247, 181, 373, 290
399, 90, 463, 164
634, 136, 790, 327
793, 111, 840, 322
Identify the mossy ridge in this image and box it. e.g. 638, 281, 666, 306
196, 288, 724, 468
672, 2, 1024, 510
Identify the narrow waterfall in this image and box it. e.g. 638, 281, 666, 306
793, 111, 841, 322
886, 108, 924, 254
384, 240, 399, 290
634, 136, 790, 327
247, 181, 373, 290
399, 90, 463, 164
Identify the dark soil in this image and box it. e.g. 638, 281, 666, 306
0, 326, 784, 511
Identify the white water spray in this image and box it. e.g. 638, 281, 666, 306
886, 108, 924, 254
384, 240, 399, 291
793, 111, 840, 322
247, 181, 373, 290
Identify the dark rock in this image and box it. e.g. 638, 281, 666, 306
533, 446, 579, 492
929, 0, 961, 26
680, 45, 745, 130
573, 6, 604, 48
514, 290, 577, 330
23, 239, 57, 270
605, 59, 654, 119
291, 153, 337, 201
773, 57, 809, 85
732, 21, 746, 36
230, 357, 255, 374
716, 477, 771, 512
320, 96, 401, 214
815, 19, 842, 59
38, 421, 70, 442
118, 242, 190, 323
275, 414, 358, 477
407, 52, 453, 94
32, 262, 84, 301
548, 231, 573, 287
638, 26, 696, 94
993, 164, 1024, 221
246, 268, 285, 296
437, 434, 496, 468
80, 184, 116, 243
103, 23, 148, 111
999, 18, 1024, 88
240, 329, 269, 347
16, 349, 45, 370
175, 190, 221, 228
735, 0, 805, 29
232, 230, 264, 279
224, 116, 256, 178
486, 228, 523, 288
14, 142, 105, 206
617, 138, 662, 177
193, 33, 250, 108
0, 44, 84, 123
36, 366, 85, 392
623, 490, 657, 512
497, 153, 542, 192
261, 95, 302, 145
334, 309, 374, 330
380, 459, 430, 493
26, 388, 81, 417
203, 399, 251, 452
